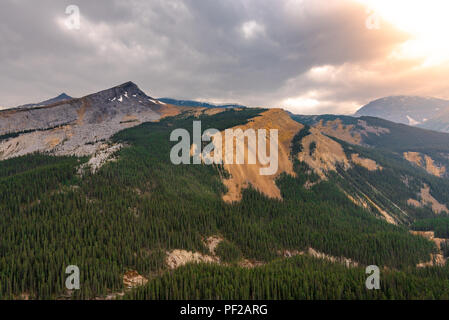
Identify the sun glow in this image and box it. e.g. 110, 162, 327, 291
357, 0, 449, 66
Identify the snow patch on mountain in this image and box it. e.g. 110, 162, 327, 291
407, 115, 421, 126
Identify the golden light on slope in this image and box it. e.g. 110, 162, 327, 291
357, 0, 449, 66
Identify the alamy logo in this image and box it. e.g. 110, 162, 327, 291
65, 5, 81, 30
365, 8, 381, 30
65, 265, 80, 290
365, 265, 380, 290
170, 121, 279, 175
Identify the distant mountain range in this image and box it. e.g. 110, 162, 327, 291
355, 96, 449, 133
3, 95, 245, 112
158, 98, 246, 109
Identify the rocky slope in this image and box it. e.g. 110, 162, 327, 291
292, 114, 449, 177
220, 108, 302, 202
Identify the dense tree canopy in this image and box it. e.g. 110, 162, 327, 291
0, 109, 446, 299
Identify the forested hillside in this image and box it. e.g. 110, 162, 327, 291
1, 108, 446, 299
123, 255, 449, 300
291, 114, 449, 169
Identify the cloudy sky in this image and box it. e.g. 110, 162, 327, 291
1, 0, 449, 114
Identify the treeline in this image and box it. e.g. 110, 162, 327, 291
412, 217, 449, 238
290, 125, 311, 156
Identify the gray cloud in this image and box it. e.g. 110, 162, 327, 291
0, 0, 446, 114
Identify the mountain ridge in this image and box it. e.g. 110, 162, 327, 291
0, 81, 173, 161
16, 92, 73, 110
158, 97, 246, 109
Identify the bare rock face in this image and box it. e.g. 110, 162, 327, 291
221, 109, 302, 202
403, 151, 446, 177
123, 270, 148, 289
0, 82, 167, 161
166, 249, 218, 269
0, 102, 80, 135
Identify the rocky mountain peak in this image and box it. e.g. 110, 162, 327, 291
0, 81, 166, 160
56, 93, 72, 100
87, 81, 150, 103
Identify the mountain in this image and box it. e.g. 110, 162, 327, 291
294, 114, 449, 155
418, 109, 449, 133
293, 114, 449, 176
158, 97, 246, 109
291, 113, 449, 222
17, 93, 73, 109
2, 83, 449, 300
0, 81, 181, 161
355, 96, 449, 132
